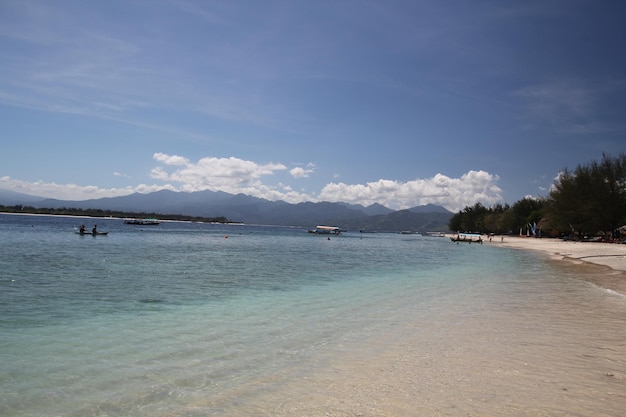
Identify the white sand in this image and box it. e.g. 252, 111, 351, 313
497, 236, 626, 270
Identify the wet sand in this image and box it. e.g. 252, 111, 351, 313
496, 236, 626, 295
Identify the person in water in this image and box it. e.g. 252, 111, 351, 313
79, 225, 86, 233
92, 225, 97, 234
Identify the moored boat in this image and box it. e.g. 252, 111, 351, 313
450, 233, 483, 244
308, 225, 341, 235
124, 218, 161, 225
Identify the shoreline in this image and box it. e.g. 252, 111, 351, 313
247, 236, 626, 416
495, 235, 626, 295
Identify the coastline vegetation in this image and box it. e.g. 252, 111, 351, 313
0, 205, 231, 224
449, 153, 626, 239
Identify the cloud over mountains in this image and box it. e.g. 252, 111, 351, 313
1, 153, 502, 212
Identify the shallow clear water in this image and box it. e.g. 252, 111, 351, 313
1, 213, 624, 416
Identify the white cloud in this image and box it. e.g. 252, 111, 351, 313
290, 166, 315, 178
0, 176, 161, 200
149, 167, 170, 181
153, 153, 190, 166
150, 153, 289, 195
1, 161, 503, 212
318, 170, 502, 212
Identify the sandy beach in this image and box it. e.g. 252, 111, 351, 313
240, 235, 626, 416
496, 235, 626, 295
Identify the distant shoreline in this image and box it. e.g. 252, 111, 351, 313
1, 211, 104, 219
0, 208, 231, 224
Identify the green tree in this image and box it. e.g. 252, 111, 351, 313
549, 153, 626, 236
483, 203, 509, 234
448, 210, 462, 232
508, 197, 545, 235
448, 202, 490, 233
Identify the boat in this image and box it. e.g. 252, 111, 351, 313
308, 225, 341, 235
450, 233, 483, 244
124, 218, 161, 225
76, 231, 108, 236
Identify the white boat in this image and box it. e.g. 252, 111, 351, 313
450, 233, 483, 244
124, 218, 161, 225
308, 225, 341, 235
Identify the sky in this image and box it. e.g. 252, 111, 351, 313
1, 0, 625, 212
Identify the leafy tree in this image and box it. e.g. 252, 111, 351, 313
449, 200, 544, 235
448, 153, 626, 238
483, 203, 509, 234
548, 153, 626, 236
448, 202, 490, 233
448, 211, 462, 232
508, 197, 546, 234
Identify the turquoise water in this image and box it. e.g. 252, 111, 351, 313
1, 213, 625, 416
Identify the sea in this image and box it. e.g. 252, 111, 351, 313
1, 213, 624, 416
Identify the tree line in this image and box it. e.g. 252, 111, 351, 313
0, 205, 231, 224
448, 153, 626, 239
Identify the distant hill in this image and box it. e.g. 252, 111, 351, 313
0, 189, 453, 232
0, 189, 43, 205
339, 202, 394, 216
408, 203, 452, 214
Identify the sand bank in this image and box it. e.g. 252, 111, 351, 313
496, 236, 626, 294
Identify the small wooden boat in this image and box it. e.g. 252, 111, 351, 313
76, 231, 109, 236
450, 233, 482, 244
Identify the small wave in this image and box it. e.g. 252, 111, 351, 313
604, 288, 625, 297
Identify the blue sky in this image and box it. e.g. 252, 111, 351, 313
1, 0, 624, 212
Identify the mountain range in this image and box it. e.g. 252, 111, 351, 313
0, 189, 453, 232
